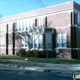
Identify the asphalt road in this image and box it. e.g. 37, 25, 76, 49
0, 65, 73, 80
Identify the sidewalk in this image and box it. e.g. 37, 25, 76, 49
0, 59, 80, 75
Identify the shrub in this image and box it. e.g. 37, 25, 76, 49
16, 49, 27, 57
16, 49, 45, 58
33, 50, 44, 58
26, 50, 44, 58
27, 50, 34, 57
16, 52, 19, 56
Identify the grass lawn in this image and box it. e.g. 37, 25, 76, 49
0, 55, 80, 64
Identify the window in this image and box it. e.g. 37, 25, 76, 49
27, 19, 29, 30
46, 34, 52, 50
38, 35, 42, 49
56, 33, 67, 48
0, 38, 5, 47
16, 20, 29, 32
22, 20, 25, 31
8, 22, 13, 33
38, 17, 43, 27
2, 24, 5, 33
38, 17, 41, 26
0, 24, 5, 33
0, 25, 1, 33
56, 34, 62, 47
29, 18, 34, 27
19, 20, 22, 31
8, 38, 12, 45
0, 38, 1, 47
16, 21, 22, 32
62, 34, 67, 47
22, 20, 28, 31
16, 21, 19, 32
30, 36, 33, 49
29, 32, 43, 50
78, 14, 80, 27
34, 34, 38, 49
21, 36, 28, 48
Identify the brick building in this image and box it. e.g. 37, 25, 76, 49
0, 1, 80, 59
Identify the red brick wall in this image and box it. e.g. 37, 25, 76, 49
47, 12, 71, 28
0, 48, 6, 55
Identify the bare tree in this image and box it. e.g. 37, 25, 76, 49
14, 0, 56, 51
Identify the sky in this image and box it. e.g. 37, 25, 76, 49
0, 0, 80, 18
